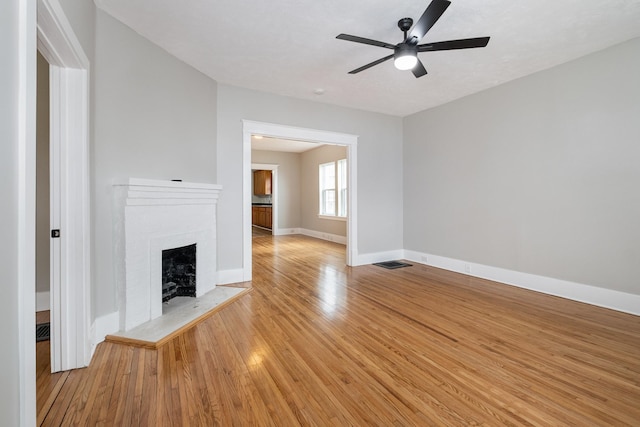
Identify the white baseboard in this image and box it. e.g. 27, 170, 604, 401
89, 321, 96, 359
403, 250, 640, 316
36, 291, 50, 312
93, 311, 120, 346
298, 228, 347, 245
353, 249, 405, 267
218, 268, 246, 285
274, 227, 300, 236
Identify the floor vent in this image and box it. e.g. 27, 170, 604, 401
36, 323, 50, 342
373, 261, 412, 270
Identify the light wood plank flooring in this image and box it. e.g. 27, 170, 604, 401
252, 225, 272, 238
37, 235, 640, 425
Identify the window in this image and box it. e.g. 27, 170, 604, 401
319, 159, 347, 218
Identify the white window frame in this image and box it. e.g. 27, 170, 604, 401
318, 159, 347, 221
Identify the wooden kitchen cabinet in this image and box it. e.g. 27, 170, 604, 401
253, 170, 272, 195
257, 208, 266, 227
252, 205, 272, 229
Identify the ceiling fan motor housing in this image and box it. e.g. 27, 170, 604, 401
394, 43, 417, 59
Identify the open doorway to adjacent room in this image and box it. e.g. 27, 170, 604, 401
242, 121, 358, 281
251, 136, 349, 242
35, 0, 92, 376
35, 50, 51, 363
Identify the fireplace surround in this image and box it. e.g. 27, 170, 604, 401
113, 178, 222, 331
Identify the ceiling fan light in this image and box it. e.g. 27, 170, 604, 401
394, 43, 418, 70
394, 54, 417, 70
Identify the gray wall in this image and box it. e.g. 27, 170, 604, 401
252, 150, 302, 230
300, 145, 348, 237
59, 0, 96, 59
217, 84, 404, 271
0, 0, 22, 422
36, 52, 50, 296
404, 37, 640, 295
92, 10, 218, 317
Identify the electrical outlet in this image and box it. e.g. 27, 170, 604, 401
464, 263, 471, 274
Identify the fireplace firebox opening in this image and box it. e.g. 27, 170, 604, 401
162, 244, 196, 303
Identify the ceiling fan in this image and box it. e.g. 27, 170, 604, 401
336, 0, 490, 78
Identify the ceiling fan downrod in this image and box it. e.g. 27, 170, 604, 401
398, 17, 414, 42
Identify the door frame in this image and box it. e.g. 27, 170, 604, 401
242, 120, 358, 280
251, 163, 279, 235
37, 0, 92, 372
17, 0, 37, 423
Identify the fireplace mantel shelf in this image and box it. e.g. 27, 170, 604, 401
114, 178, 222, 190
114, 178, 222, 206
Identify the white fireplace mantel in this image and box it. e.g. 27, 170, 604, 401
113, 178, 222, 331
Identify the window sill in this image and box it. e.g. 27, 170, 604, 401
318, 215, 347, 222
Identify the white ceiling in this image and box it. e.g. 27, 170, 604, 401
251, 136, 321, 153
95, 0, 640, 117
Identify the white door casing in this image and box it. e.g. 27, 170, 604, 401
242, 120, 358, 281
17, 0, 37, 424
37, 0, 91, 372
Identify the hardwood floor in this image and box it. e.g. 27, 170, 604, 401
252, 225, 272, 237
37, 235, 640, 425
36, 310, 50, 325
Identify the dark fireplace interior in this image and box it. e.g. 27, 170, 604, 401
162, 243, 196, 303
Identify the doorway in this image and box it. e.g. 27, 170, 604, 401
35, 50, 51, 366
251, 163, 278, 237
37, 0, 91, 372
242, 120, 358, 281
16, 0, 91, 422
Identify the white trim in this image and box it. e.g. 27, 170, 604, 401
218, 269, 247, 286
298, 228, 347, 245
403, 250, 640, 316
354, 250, 405, 267
251, 163, 278, 235
37, 0, 89, 67
36, 291, 51, 312
37, 0, 92, 372
113, 177, 221, 191
244, 121, 358, 146
346, 143, 358, 266
274, 227, 299, 236
318, 215, 347, 222
18, 0, 37, 423
243, 120, 358, 282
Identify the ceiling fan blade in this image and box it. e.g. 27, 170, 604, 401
336, 34, 395, 49
411, 59, 428, 78
407, 0, 451, 43
348, 54, 394, 74
418, 36, 490, 52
